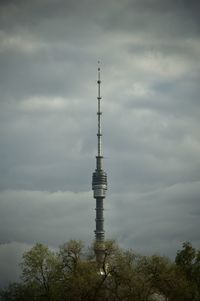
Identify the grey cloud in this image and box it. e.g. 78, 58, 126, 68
0, 98, 95, 191
0, 0, 200, 288
107, 181, 200, 257
0, 190, 94, 246
0, 47, 94, 100
0, 242, 32, 289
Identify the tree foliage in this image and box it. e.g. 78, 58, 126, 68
0, 241, 199, 301
175, 242, 200, 300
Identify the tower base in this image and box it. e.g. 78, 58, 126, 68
94, 241, 105, 265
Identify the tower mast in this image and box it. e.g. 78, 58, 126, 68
92, 65, 108, 264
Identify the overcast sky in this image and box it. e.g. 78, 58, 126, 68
0, 0, 200, 288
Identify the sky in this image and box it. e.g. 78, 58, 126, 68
0, 0, 200, 288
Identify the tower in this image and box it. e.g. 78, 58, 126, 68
92, 65, 108, 264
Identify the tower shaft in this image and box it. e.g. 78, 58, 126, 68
92, 66, 107, 264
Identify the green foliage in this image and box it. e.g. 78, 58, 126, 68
0, 241, 199, 301
19, 243, 60, 300
175, 242, 200, 300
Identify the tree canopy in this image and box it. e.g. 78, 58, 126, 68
0, 241, 199, 301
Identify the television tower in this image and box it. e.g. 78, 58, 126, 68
92, 65, 108, 264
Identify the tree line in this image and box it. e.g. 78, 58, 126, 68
0, 240, 199, 301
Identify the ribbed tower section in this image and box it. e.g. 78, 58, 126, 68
92, 66, 107, 264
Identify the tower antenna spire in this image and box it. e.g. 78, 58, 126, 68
97, 62, 102, 159
92, 64, 108, 264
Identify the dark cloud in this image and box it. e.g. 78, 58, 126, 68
0, 0, 200, 288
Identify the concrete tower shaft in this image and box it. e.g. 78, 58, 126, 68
92, 66, 107, 263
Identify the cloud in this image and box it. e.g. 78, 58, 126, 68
0, 0, 200, 288
0, 190, 94, 246
106, 181, 200, 257
0, 242, 32, 289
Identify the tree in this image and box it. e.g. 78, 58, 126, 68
58, 240, 118, 301
141, 254, 192, 301
0, 283, 32, 301
175, 242, 196, 270
20, 243, 59, 301
175, 242, 200, 300
59, 240, 83, 275
1, 240, 200, 301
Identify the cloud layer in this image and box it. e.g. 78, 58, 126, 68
0, 0, 200, 287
